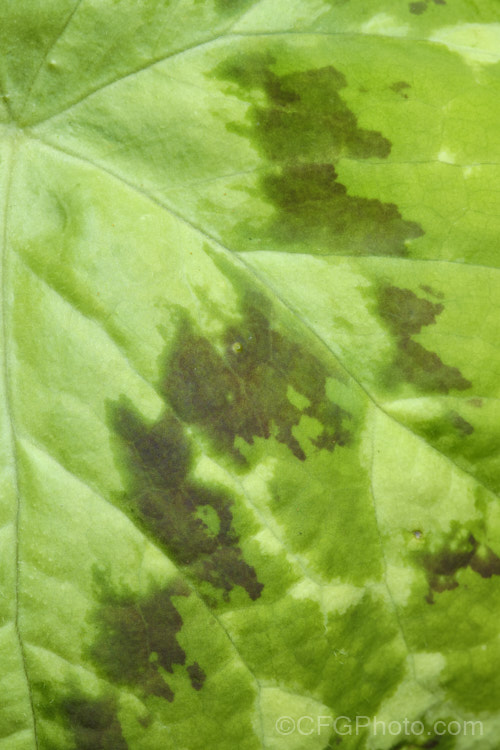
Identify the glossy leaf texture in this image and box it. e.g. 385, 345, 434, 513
0, 1, 499, 749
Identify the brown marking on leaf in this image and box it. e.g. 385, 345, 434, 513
111, 407, 264, 601
187, 661, 206, 691
214, 56, 423, 256
90, 581, 191, 700
163, 294, 351, 463
420, 533, 500, 603
377, 285, 471, 393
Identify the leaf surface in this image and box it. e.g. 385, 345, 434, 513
0, 1, 499, 748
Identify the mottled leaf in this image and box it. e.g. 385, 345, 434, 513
0, 2, 499, 749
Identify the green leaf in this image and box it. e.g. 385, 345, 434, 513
0, 2, 499, 748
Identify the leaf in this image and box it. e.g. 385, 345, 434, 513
0, 2, 499, 748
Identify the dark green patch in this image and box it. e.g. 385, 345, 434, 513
36, 685, 128, 750
391, 81, 411, 93
409, 0, 446, 12
91, 580, 195, 700
193, 0, 253, 12
392, 733, 456, 749
414, 410, 474, 446
110, 407, 263, 601
324, 593, 406, 716
390, 81, 411, 99
409, 1, 427, 13
419, 531, 500, 603
262, 163, 422, 255
60, 696, 128, 750
214, 53, 423, 255
212, 0, 255, 13
187, 661, 206, 690
379, 285, 443, 337
163, 292, 351, 462
377, 285, 471, 393
449, 411, 474, 436
322, 739, 342, 750
468, 397, 483, 408
419, 284, 444, 300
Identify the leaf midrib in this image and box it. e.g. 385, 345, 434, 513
0, 132, 39, 747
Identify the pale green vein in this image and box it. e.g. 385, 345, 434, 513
28, 132, 499, 505
19, 32, 227, 128
17, 0, 87, 123
333, 254, 500, 272
242, 250, 500, 273
162, 166, 268, 194
22, 28, 480, 129
340, 157, 500, 168
0, 133, 38, 746
20, 0, 264, 130
385, 394, 500, 407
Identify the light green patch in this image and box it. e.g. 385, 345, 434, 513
287, 384, 311, 411
430, 23, 500, 65
259, 686, 333, 750
287, 579, 365, 618
437, 148, 456, 164
361, 13, 409, 37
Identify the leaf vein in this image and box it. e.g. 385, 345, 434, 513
18, 0, 87, 122
26, 29, 464, 128
1, 133, 39, 747
29, 134, 499, 498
